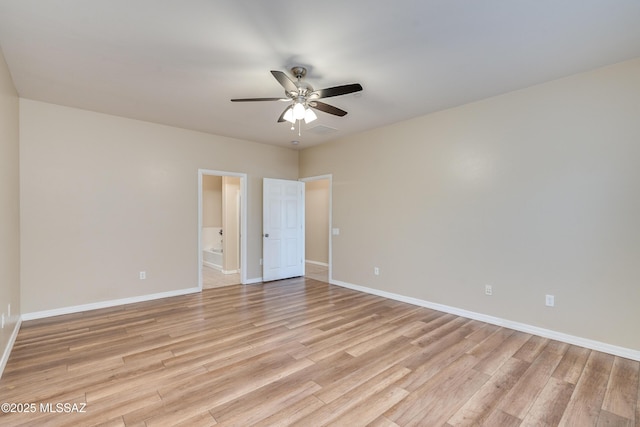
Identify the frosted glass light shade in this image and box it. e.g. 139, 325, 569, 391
293, 102, 306, 120
283, 107, 295, 123
304, 108, 317, 124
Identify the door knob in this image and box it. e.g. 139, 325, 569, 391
264, 233, 269, 238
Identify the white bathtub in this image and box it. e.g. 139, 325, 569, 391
203, 248, 223, 270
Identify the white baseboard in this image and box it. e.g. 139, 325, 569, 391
203, 261, 222, 270
21, 287, 201, 321
0, 317, 22, 379
305, 260, 329, 267
203, 263, 238, 275
330, 279, 640, 362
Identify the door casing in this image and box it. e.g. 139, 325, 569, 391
198, 169, 247, 289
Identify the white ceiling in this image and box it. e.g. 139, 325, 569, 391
0, 1, 639, 149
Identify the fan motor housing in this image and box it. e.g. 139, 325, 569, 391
291, 66, 307, 80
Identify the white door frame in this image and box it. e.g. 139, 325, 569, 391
198, 169, 248, 289
300, 174, 333, 283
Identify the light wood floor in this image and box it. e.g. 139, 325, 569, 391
1, 278, 638, 426
202, 265, 241, 289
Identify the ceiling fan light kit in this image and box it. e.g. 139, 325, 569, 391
292, 102, 306, 120
231, 66, 362, 136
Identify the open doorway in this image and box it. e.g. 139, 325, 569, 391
198, 170, 247, 289
301, 175, 332, 283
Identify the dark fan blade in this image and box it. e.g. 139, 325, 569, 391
231, 97, 285, 102
313, 83, 362, 99
271, 70, 298, 93
310, 101, 347, 117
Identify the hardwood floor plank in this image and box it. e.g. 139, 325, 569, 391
398, 327, 484, 391
465, 326, 515, 360
403, 366, 489, 426
1, 278, 637, 426
305, 323, 396, 362
369, 416, 401, 427
601, 356, 640, 420
67, 354, 125, 372
410, 315, 470, 347
344, 321, 423, 358
251, 395, 325, 427
298, 313, 380, 347
67, 392, 162, 427
559, 350, 615, 426
464, 322, 501, 343
513, 334, 549, 363
482, 409, 523, 427
407, 312, 457, 344
159, 352, 312, 403
497, 342, 567, 419
377, 305, 431, 326
292, 364, 411, 426
121, 394, 175, 425
283, 297, 384, 329
212, 380, 321, 426
385, 353, 481, 424
472, 329, 532, 375
329, 386, 409, 426
520, 376, 575, 427
145, 410, 218, 427
0, 363, 68, 386
446, 357, 530, 426
85, 361, 207, 403
93, 417, 127, 427
596, 410, 634, 427
553, 344, 591, 384
313, 337, 416, 404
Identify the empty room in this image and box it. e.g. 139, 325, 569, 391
1, 1, 639, 426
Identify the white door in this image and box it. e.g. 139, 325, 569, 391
263, 178, 304, 281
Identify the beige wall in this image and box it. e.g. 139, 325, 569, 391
0, 47, 20, 363
202, 175, 222, 228
300, 58, 640, 351
305, 179, 330, 264
20, 99, 298, 314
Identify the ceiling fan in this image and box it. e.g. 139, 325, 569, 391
231, 67, 363, 128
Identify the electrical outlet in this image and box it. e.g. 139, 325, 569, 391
545, 294, 555, 307
139, 271, 146, 280
485, 285, 493, 296
374, 267, 380, 275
